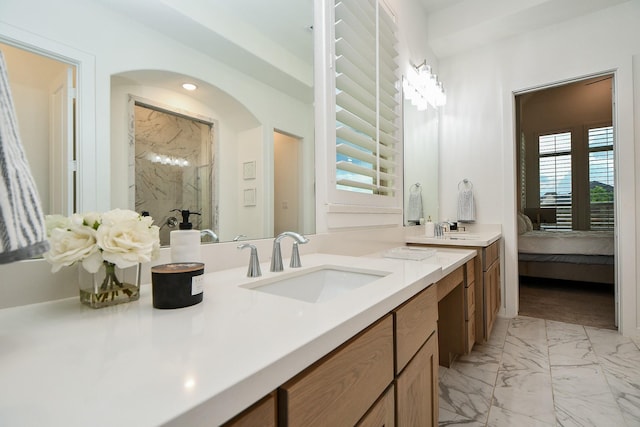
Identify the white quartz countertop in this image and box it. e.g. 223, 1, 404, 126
0, 250, 473, 426
406, 227, 502, 247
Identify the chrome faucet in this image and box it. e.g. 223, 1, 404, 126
233, 234, 247, 242
435, 222, 448, 237
200, 229, 219, 243
270, 231, 310, 272
238, 243, 261, 277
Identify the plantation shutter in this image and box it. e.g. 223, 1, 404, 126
334, 0, 399, 196
588, 126, 614, 230
539, 132, 572, 230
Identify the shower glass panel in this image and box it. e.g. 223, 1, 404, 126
134, 104, 214, 245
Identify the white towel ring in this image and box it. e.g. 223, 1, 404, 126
458, 179, 473, 191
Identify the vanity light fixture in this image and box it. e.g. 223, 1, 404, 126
182, 82, 197, 91
404, 60, 446, 110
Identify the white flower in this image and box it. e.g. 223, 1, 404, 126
96, 209, 160, 269
45, 215, 70, 237
43, 224, 99, 273
44, 208, 160, 273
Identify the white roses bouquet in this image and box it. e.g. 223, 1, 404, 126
44, 209, 160, 273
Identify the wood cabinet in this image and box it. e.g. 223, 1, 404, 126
394, 285, 439, 426
356, 385, 395, 427
278, 286, 439, 427
395, 284, 438, 373
222, 393, 276, 427
409, 239, 501, 344
279, 316, 394, 427
464, 259, 476, 353
227, 286, 441, 427
396, 334, 438, 427
481, 241, 500, 342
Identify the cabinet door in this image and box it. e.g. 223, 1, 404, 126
356, 385, 395, 427
280, 316, 394, 427
396, 333, 438, 427
484, 260, 500, 339
395, 285, 438, 373
222, 393, 276, 427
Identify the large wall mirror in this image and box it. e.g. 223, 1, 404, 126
403, 96, 440, 226
1, 0, 315, 246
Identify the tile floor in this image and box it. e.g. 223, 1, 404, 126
439, 316, 640, 426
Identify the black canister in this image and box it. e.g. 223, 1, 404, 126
151, 262, 205, 309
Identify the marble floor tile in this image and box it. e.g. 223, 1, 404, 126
599, 372, 640, 426
438, 407, 486, 426
500, 334, 550, 373
439, 365, 495, 422
492, 369, 555, 425
551, 364, 626, 426
486, 405, 555, 427
546, 321, 597, 367
439, 317, 640, 427
449, 345, 502, 386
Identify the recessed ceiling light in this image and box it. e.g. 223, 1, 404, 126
182, 83, 197, 91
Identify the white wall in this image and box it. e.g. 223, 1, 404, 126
437, 1, 640, 336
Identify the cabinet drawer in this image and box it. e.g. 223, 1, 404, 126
395, 285, 438, 373
483, 241, 499, 268
464, 281, 475, 321
223, 393, 276, 427
356, 385, 395, 427
465, 259, 475, 285
437, 266, 463, 301
279, 315, 394, 427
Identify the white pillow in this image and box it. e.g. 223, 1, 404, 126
523, 213, 533, 232
517, 212, 527, 235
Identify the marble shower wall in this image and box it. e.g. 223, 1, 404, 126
134, 104, 214, 245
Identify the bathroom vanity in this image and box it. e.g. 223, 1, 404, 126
0, 250, 475, 426
406, 227, 502, 345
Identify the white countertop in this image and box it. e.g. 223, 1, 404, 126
0, 250, 473, 426
405, 226, 502, 247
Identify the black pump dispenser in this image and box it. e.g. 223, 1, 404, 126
172, 209, 201, 230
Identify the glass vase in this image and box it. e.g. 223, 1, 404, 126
78, 261, 141, 308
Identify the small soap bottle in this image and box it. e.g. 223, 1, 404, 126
424, 216, 435, 237
170, 209, 202, 263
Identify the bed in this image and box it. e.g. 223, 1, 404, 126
517, 213, 615, 284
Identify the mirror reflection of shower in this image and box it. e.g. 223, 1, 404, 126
133, 102, 215, 246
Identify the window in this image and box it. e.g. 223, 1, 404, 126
334, 0, 399, 199
588, 126, 614, 230
539, 132, 572, 230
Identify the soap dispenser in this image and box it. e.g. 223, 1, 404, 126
170, 209, 202, 263
424, 216, 435, 237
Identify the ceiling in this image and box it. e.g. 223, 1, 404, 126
420, 0, 630, 58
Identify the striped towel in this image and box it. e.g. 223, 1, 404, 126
457, 187, 475, 222
0, 51, 49, 264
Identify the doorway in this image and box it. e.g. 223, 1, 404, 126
273, 130, 302, 236
515, 74, 617, 329
133, 102, 215, 245
1, 42, 76, 215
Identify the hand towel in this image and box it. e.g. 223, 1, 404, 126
407, 184, 423, 223
457, 187, 475, 222
0, 51, 49, 264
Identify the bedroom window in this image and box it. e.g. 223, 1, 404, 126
588, 126, 614, 230
334, 0, 400, 199
539, 132, 572, 230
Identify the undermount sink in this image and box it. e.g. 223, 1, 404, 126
241, 265, 390, 303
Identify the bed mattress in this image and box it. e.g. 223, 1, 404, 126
518, 230, 614, 256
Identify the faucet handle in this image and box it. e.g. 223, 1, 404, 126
238, 244, 261, 277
